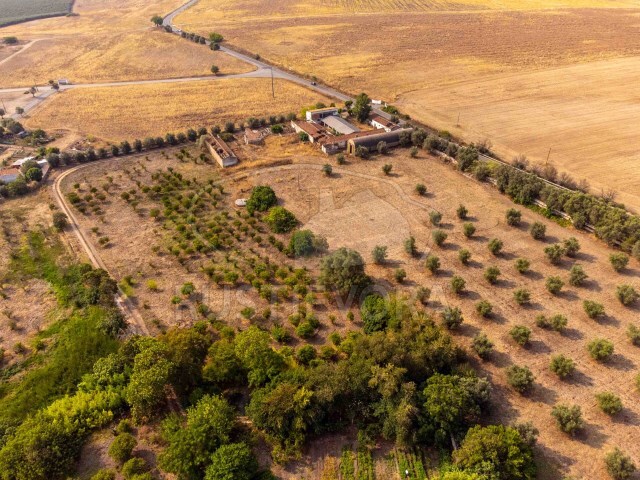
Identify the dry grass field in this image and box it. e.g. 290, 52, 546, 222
61, 139, 640, 479
0, 0, 251, 88
176, 0, 640, 212
24, 78, 333, 141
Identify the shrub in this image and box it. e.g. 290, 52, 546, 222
458, 248, 471, 265
429, 210, 442, 226
296, 321, 315, 339
484, 266, 501, 284
550, 354, 575, 379
450, 275, 466, 294
596, 392, 622, 416
563, 237, 580, 257
206, 442, 258, 480
529, 222, 546, 240
487, 238, 503, 255
610, 253, 629, 272
551, 404, 583, 435
322, 164, 333, 176
627, 324, 640, 346
472, 333, 493, 359
475, 300, 493, 318
462, 222, 475, 238
583, 300, 605, 319
513, 288, 531, 305
545, 276, 564, 295
296, 345, 317, 365
544, 244, 565, 264
506, 365, 534, 393
415, 183, 427, 196
510, 325, 531, 346
122, 457, 149, 479
265, 206, 297, 233
441, 306, 463, 330
588, 338, 614, 362
371, 245, 387, 264
108, 433, 137, 464
246, 185, 277, 214
394, 268, 407, 283
616, 285, 638, 306
404, 236, 417, 256
514, 258, 530, 274
456, 204, 468, 219
52, 211, 68, 231
91, 470, 116, 480
568, 264, 588, 287
633, 241, 640, 261
432, 230, 447, 247
605, 448, 636, 480
505, 208, 522, 226
382, 163, 392, 174
319, 248, 370, 296
416, 286, 431, 305
536, 314, 567, 332
289, 230, 327, 257
410, 146, 419, 158
425, 255, 440, 274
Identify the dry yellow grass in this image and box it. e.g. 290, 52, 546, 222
0, 0, 252, 87
176, 0, 640, 212
25, 78, 333, 140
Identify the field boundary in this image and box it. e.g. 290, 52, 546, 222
0, 0, 75, 28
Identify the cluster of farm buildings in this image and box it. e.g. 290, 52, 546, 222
0, 156, 50, 184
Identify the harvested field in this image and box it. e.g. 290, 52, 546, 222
176, 0, 640, 212
63, 138, 640, 479
0, 0, 251, 87
0, 0, 73, 27
25, 78, 333, 141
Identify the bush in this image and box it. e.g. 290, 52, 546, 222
583, 300, 605, 319
472, 333, 493, 359
544, 244, 565, 264
487, 238, 503, 255
610, 253, 629, 272
529, 222, 546, 240
296, 321, 315, 339
456, 204, 468, 219
416, 286, 431, 305
510, 325, 531, 346
52, 212, 68, 231
536, 314, 567, 332
605, 448, 636, 480
514, 258, 530, 274
633, 241, 640, 261
289, 230, 327, 257
588, 338, 614, 362
506, 365, 534, 393
382, 163, 392, 174
322, 164, 333, 176
429, 210, 442, 226
441, 306, 463, 330
122, 457, 149, 479
550, 354, 575, 379
627, 324, 640, 346
505, 208, 522, 226
319, 248, 370, 296
551, 404, 584, 435
458, 248, 471, 265
432, 230, 447, 247
265, 206, 297, 233
394, 268, 406, 283
450, 275, 466, 295
484, 266, 501, 284
205, 442, 258, 480
462, 222, 475, 238
568, 264, 588, 287
296, 345, 316, 365
371, 245, 387, 264
404, 236, 417, 256
545, 276, 564, 295
475, 300, 493, 318
596, 392, 622, 416
513, 288, 531, 305
563, 237, 580, 257
616, 285, 638, 306
425, 255, 440, 274
246, 185, 277, 214
91, 470, 116, 480
415, 183, 427, 196
108, 433, 137, 464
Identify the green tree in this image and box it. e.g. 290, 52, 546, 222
506, 365, 534, 393
475, 300, 493, 318
549, 354, 575, 379
569, 264, 588, 287
529, 222, 546, 240
587, 338, 614, 362
509, 325, 531, 347
545, 276, 564, 295
441, 306, 463, 330
484, 266, 500, 284
551, 404, 583, 435
563, 237, 580, 257
450, 275, 466, 295
605, 448, 636, 480
459, 248, 471, 265
472, 333, 493, 359
432, 230, 447, 247
371, 245, 387, 264
596, 392, 622, 416
24, 167, 43, 182
322, 164, 333, 176
488, 238, 503, 255
246, 185, 277, 214
361, 294, 390, 334
52, 211, 68, 231
352, 93, 372, 123
425, 254, 440, 274
265, 206, 297, 233
205, 443, 258, 480
209, 32, 224, 43
514, 258, 530, 274
616, 284, 638, 306
610, 253, 629, 272
319, 248, 370, 296
108, 433, 136, 464
151, 15, 163, 26
453, 425, 536, 480
234, 326, 284, 387
583, 300, 605, 319
289, 230, 326, 257
505, 208, 522, 226
463, 223, 476, 238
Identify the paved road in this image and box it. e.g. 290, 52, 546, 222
53, 163, 150, 335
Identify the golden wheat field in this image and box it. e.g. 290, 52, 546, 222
0, 0, 252, 87
24, 78, 332, 140
176, 0, 640, 212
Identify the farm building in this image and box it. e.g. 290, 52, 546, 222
204, 135, 238, 168
320, 128, 386, 155
305, 107, 338, 122
370, 114, 397, 132
320, 115, 360, 135
290, 120, 326, 143
11, 156, 36, 168
346, 128, 413, 155
0, 167, 21, 184
244, 128, 265, 145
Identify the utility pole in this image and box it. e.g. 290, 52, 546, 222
270, 67, 275, 99
546, 147, 552, 166
456, 112, 460, 127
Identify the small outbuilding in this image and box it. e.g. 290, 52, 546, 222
204, 135, 238, 168
244, 128, 264, 145
370, 114, 397, 132
305, 107, 339, 122
321, 115, 360, 135
290, 120, 326, 143
346, 128, 413, 155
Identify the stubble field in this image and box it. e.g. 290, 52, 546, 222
60, 140, 640, 479
24, 78, 333, 141
176, 0, 640, 212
